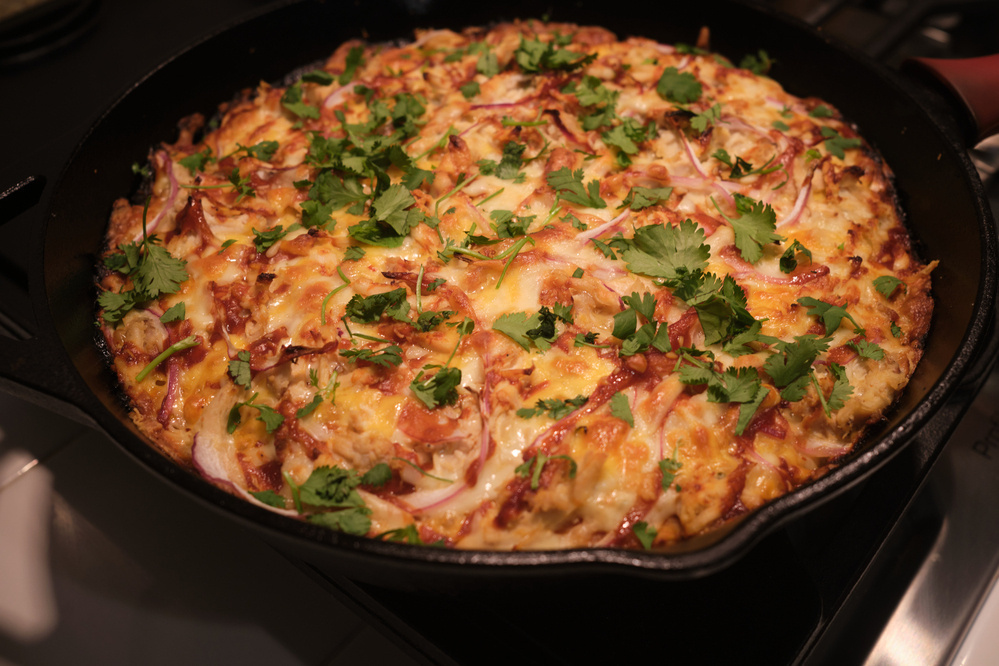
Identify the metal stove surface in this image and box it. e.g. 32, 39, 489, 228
1, 1, 999, 664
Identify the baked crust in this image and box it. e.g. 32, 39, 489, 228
97, 22, 933, 550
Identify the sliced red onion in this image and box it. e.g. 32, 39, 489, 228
400, 481, 470, 513
402, 386, 492, 513
745, 446, 780, 472
680, 133, 710, 180
410, 29, 449, 48
576, 210, 630, 246
776, 167, 815, 229
457, 121, 481, 138
156, 360, 180, 426
797, 439, 851, 458
469, 101, 528, 110
323, 82, 359, 109
719, 115, 769, 137
135, 151, 178, 240
191, 434, 299, 517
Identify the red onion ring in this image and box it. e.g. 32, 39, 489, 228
137, 151, 178, 239
323, 82, 359, 109
156, 359, 179, 426
576, 210, 630, 246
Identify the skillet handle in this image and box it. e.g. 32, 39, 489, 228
0, 176, 99, 428
0, 332, 99, 429
903, 54, 999, 145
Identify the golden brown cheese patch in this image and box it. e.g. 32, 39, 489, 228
97, 21, 932, 551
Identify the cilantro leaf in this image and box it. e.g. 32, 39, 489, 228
460, 81, 480, 99
735, 386, 769, 435
302, 69, 334, 85
721, 320, 780, 357
620, 185, 672, 211
546, 167, 606, 208
713, 194, 781, 263
826, 363, 854, 411
281, 82, 319, 119
411, 366, 462, 409
344, 288, 411, 324
779, 239, 812, 273
251, 225, 292, 253
515, 452, 577, 490
307, 508, 372, 536
380, 524, 424, 544
478, 141, 526, 181
250, 490, 287, 508
343, 246, 366, 262
690, 103, 721, 133
300, 199, 335, 229
632, 521, 656, 550
299, 466, 365, 508
763, 335, 831, 393
476, 49, 499, 77
179, 147, 214, 175
296, 393, 323, 419
610, 392, 634, 427
848, 339, 885, 360
620, 219, 710, 284
739, 50, 773, 75
809, 105, 834, 118
226, 393, 285, 434
361, 463, 392, 487
659, 451, 683, 491
493, 310, 555, 351
516, 395, 588, 420
228, 350, 252, 389
797, 297, 861, 334
873, 275, 905, 298
820, 126, 861, 159
339, 344, 403, 367
515, 37, 595, 73
489, 210, 534, 238
159, 302, 185, 323
134, 243, 189, 296
339, 46, 365, 85
656, 67, 702, 103
566, 75, 618, 108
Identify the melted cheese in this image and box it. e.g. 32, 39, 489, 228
98, 21, 933, 551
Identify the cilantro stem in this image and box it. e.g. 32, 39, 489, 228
320, 265, 352, 325
415, 265, 425, 314
179, 183, 233, 190
542, 203, 563, 227
282, 471, 303, 514
392, 457, 454, 483
709, 195, 734, 222
501, 110, 548, 127
496, 237, 534, 289
136, 335, 199, 382
352, 332, 396, 344
502, 118, 548, 127
810, 370, 832, 417
412, 125, 457, 162
435, 173, 480, 219
477, 187, 504, 206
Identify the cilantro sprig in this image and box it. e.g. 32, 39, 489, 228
515, 452, 578, 490
99, 199, 190, 325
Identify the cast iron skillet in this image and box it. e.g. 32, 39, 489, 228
0, 0, 996, 587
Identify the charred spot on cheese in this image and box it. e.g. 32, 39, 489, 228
98, 20, 933, 551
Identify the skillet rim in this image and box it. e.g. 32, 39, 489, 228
24, 0, 999, 581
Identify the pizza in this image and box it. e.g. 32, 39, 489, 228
96, 21, 934, 551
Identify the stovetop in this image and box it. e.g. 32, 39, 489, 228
1, 1, 998, 664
